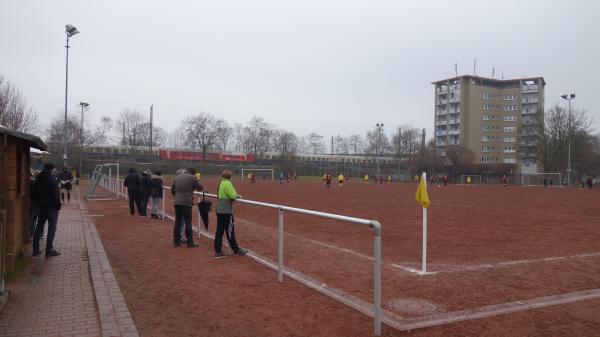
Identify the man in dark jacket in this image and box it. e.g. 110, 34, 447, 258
123, 168, 142, 215
32, 163, 62, 257
149, 170, 163, 219
171, 168, 203, 247
139, 169, 153, 216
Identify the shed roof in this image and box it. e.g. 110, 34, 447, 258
0, 125, 47, 151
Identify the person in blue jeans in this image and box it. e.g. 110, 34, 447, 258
32, 163, 62, 257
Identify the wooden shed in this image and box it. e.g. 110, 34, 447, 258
0, 125, 47, 273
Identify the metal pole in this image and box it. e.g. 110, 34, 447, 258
422, 172, 427, 274
162, 191, 165, 220
373, 223, 382, 336
63, 35, 70, 168
567, 99, 571, 187
278, 208, 284, 283
79, 103, 84, 180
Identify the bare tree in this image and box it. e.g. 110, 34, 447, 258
182, 113, 229, 173
242, 116, 274, 159
116, 108, 164, 153
0, 74, 40, 133
305, 133, 325, 154
445, 145, 475, 175
540, 103, 593, 178
165, 126, 186, 149
272, 129, 298, 172
347, 134, 364, 155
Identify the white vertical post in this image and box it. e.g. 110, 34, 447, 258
373, 225, 382, 336
422, 171, 427, 274
162, 192, 165, 220
198, 207, 202, 239
278, 208, 284, 283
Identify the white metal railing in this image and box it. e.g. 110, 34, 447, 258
101, 178, 383, 336
0, 210, 5, 294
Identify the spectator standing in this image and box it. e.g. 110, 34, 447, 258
171, 168, 203, 247
28, 170, 39, 240
138, 169, 153, 216
587, 176, 593, 190
543, 176, 548, 188
123, 168, 142, 215
32, 163, 61, 257
150, 170, 164, 219
214, 170, 247, 258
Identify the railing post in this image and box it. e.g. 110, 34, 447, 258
278, 207, 284, 283
162, 192, 166, 220
373, 222, 382, 336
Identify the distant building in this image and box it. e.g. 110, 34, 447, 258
432, 75, 545, 173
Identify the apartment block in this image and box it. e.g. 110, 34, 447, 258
432, 75, 545, 173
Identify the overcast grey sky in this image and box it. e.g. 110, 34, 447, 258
1, 0, 599, 144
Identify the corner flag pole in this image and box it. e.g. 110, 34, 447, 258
422, 172, 427, 274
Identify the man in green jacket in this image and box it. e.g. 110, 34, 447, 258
215, 170, 247, 258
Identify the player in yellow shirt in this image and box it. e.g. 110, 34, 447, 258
195, 172, 201, 181
363, 174, 369, 184
338, 174, 345, 187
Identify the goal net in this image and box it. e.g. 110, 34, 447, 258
520, 173, 562, 187
458, 174, 482, 185
241, 168, 274, 182
85, 163, 121, 200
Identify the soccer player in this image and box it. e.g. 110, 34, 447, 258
549, 177, 554, 187
363, 174, 369, 184
251, 173, 256, 184
325, 173, 332, 188
503, 175, 508, 187
279, 172, 285, 184
338, 174, 344, 187
57, 167, 73, 203
543, 176, 548, 188
466, 175, 472, 185
443, 175, 448, 187
387, 175, 392, 184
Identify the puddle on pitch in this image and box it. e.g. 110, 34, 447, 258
386, 298, 445, 315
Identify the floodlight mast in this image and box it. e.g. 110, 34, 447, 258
561, 93, 576, 186
63, 24, 79, 168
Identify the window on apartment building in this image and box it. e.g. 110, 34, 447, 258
504, 115, 517, 122
483, 103, 490, 109
503, 137, 516, 143
503, 147, 516, 153
503, 94, 515, 100
503, 158, 517, 164
503, 126, 517, 132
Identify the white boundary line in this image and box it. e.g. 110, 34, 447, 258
160, 209, 600, 332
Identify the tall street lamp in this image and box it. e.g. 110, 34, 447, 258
376, 123, 384, 177
79, 102, 89, 180
64, 24, 80, 168
561, 93, 575, 186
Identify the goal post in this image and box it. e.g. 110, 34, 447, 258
458, 174, 482, 185
85, 163, 120, 200
241, 168, 274, 181
520, 172, 562, 187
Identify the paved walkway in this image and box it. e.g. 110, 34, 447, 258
0, 189, 139, 337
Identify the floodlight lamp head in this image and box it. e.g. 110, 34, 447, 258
561, 94, 568, 100
80, 102, 89, 107
570, 94, 576, 99
65, 24, 79, 37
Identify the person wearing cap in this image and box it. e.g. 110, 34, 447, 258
214, 170, 247, 258
171, 167, 203, 247
32, 163, 62, 257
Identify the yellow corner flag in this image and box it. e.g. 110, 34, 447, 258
415, 176, 430, 208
